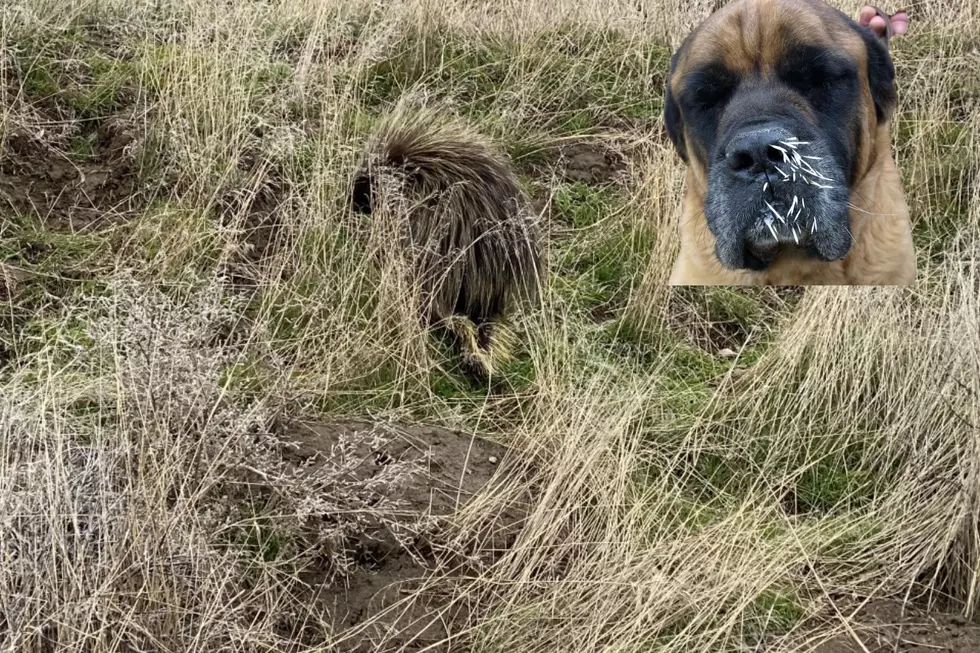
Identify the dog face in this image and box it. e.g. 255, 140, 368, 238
665, 0, 897, 271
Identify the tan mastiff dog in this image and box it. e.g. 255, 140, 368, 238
665, 0, 916, 285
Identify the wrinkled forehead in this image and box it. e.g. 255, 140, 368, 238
673, 0, 866, 81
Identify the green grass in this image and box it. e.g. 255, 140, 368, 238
552, 181, 619, 229
21, 55, 61, 98
124, 201, 221, 276
68, 132, 100, 159
354, 24, 669, 134
0, 215, 111, 331
743, 587, 807, 643
550, 182, 655, 316
10, 25, 140, 114
891, 29, 980, 262
68, 54, 139, 118
899, 116, 977, 257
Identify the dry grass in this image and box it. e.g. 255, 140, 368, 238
0, 0, 978, 651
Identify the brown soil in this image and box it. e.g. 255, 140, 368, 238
0, 102, 143, 361
555, 140, 627, 186
0, 115, 142, 232
527, 139, 629, 220
812, 599, 980, 653
277, 419, 528, 652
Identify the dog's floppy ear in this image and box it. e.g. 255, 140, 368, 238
856, 25, 898, 123
664, 48, 687, 162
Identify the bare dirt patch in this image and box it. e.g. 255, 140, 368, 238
813, 599, 980, 653
276, 419, 527, 652
0, 114, 142, 231
555, 140, 627, 186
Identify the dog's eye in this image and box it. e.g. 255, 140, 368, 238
691, 83, 733, 109
815, 64, 856, 86
780, 51, 857, 94
681, 65, 738, 112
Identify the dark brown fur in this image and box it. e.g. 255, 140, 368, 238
350, 106, 543, 376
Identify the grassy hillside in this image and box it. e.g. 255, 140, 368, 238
0, 0, 977, 651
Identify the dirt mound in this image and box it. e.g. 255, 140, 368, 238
814, 599, 980, 653
556, 141, 627, 186
0, 115, 141, 231
277, 419, 527, 652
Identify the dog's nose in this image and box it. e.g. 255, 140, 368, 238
725, 126, 793, 176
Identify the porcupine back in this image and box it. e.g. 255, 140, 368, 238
351, 106, 543, 325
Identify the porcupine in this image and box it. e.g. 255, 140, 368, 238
350, 105, 543, 378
